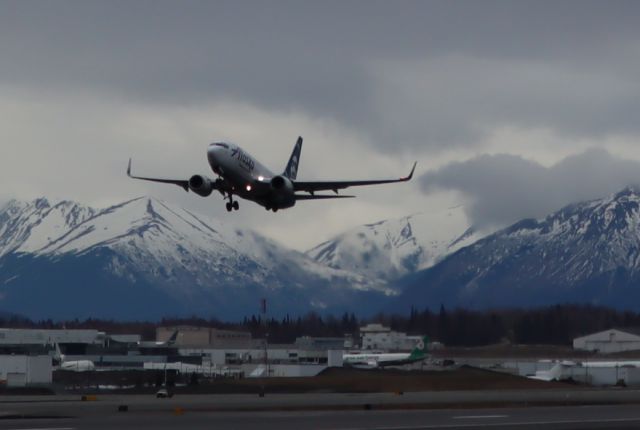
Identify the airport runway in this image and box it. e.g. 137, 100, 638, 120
3, 405, 640, 429
3, 391, 640, 429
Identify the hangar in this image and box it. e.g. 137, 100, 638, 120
0, 355, 52, 387
573, 328, 640, 353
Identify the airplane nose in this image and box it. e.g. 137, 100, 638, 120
207, 145, 219, 163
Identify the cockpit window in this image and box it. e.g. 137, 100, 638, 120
213, 142, 229, 149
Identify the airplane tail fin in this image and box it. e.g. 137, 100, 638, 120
283, 136, 303, 180
54, 342, 65, 363
166, 330, 179, 346
409, 336, 429, 359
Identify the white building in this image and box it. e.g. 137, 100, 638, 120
573, 328, 640, 353
0, 328, 105, 346
0, 355, 52, 387
359, 323, 421, 351
156, 326, 252, 348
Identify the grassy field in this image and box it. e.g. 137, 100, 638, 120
52, 365, 569, 395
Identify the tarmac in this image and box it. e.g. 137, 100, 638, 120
3, 390, 640, 429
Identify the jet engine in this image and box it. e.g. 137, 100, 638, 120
268, 175, 295, 209
188, 175, 215, 197
270, 175, 294, 193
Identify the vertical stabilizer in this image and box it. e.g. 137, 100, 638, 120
166, 330, 179, 346
54, 343, 65, 363
409, 336, 429, 360
284, 136, 303, 180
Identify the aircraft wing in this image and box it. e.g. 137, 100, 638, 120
293, 162, 416, 194
127, 159, 190, 191
294, 194, 355, 200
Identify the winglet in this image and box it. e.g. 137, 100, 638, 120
127, 158, 132, 177
402, 161, 417, 181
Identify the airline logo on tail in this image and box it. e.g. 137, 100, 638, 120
284, 136, 303, 180
409, 336, 430, 360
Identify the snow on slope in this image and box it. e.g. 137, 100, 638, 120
306, 205, 487, 281
396, 186, 640, 311
0, 197, 387, 294
0, 198, 96, 257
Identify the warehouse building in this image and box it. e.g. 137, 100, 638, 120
0, 328, 105, 346
156, 326, 253, 348
359, 323, 423, 351
0, 355, 52, 387
573, 328, 640, 353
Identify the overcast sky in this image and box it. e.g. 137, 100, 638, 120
1, 0, 640, 250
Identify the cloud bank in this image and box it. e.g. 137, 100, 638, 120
420, 149, 640, 228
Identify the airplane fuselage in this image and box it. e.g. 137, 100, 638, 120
343, 351, 424, 368
206, 142, 296, 210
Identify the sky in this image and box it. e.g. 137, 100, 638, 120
1, 0, 640, 250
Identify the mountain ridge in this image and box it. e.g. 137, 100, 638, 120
393, 186, 640, 312
0, 196, 389, 320
306, 206, 487, 282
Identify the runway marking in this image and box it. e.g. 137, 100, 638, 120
453, 415, 508, 419
355, 416, 640, 429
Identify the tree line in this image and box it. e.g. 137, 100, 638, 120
1, 304, 639, 346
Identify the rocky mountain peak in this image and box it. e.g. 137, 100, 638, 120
395, 186, 640, 313
306, 206, 486, 282
0, 196, 388, 319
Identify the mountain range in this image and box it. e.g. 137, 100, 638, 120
306, 206, 484, 282
394, 187, 640, 312
0, 197, 388, 320
2, 186, 640, 320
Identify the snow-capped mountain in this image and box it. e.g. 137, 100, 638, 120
0, 197, 389, 320
395, 186, 640, 311
306, 206, 486, 282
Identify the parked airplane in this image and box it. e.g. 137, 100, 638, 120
343, 336, 429, 368
137, 330, 179, 348
127, 137, 416, 212
54, 343, 95, 372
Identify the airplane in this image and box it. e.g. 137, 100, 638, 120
343, 336, 429, 368
137, 330, 179, 348
54, 343, 96, 372
127, 136, 416, 212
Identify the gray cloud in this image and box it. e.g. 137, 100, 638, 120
420, 149, 640, 228
2, 1, 640, 249
2, 1, 640, 152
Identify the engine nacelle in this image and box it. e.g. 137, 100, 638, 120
270, 175, 293, 192
188, 174, 215, 197
269, 175, 295, 209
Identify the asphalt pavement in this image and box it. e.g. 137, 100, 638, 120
3, 405, 640, 429
2, 391, 640, 429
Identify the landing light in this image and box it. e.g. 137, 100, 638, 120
258, 176, 264, 181
246, 185, 252, 192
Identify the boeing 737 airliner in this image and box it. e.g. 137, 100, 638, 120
127, 137, 416, 212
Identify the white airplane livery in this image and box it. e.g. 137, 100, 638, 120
55, 343, 95, 372
128, 137, 416, 212
343, 336, 430, 368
